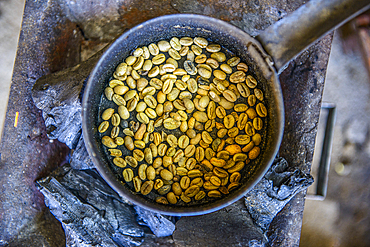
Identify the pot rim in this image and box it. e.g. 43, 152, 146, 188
82, 13, 284, 216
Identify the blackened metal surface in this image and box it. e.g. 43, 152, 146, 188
0, 0, 82, 245
267, 34, 333, 247
173, 199, 267, 247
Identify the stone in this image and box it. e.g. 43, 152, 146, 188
173, 199, 268, 247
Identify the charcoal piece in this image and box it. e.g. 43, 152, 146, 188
70, 134, 95, 170
134, 206, 176, 238
244, 157, 314, 231
43, 104, 82, 149
36, 164, 145, 247
31, 47, 106, 149
172, 199, 268, 247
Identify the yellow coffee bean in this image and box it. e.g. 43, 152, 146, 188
160, 169, 174, 180
256, 103, 267, 117
249, 146, 260, 160
236, 62, 248, 72
233, 153, 248, 162
227, 57, 241, 67
102, 108, 114, 120
122, 168, 134, 182
185, 185, 200, 197
224, 144, 242, 156
102, 136, 117, 148
141, 180, 154, 195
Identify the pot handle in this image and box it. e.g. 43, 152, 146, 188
256, 0, 370, 74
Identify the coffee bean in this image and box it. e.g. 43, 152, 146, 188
194, 190, 206, 201
184, 60, 197, 75
184, 185, 200, 197
180, 37, 193, 46
187, 78, 198, 93
180, 176, 191, 189
218, 97, 234, 110
223, 90, 237, 102
233, 153, 248, 162
213, 167, 228, 178
210, 157, 226, 167
134, 140, 145, 149
124, 136, 134, 151
115, 137, 123, 146
133, 176, 142, 192
125, 156, 138, 168
113, 157, 126, 168
158, 184, 171, 195
201, 131, 213, 144
102, 136, 117, 148
227, 127, 239, 138
193, 111, 208, 123
210, 52, 226, 62
160, 169, 174, 181
252, 134, 262, 145
203, 181, 219, 190
102, 108, 114, 120
148, 43, 159, 55
141, 180, 154, 195
184, 145, 196, 157
224, 115, 235, 129
133, 149, 144, 162
256, 103, 267, 117
249, 146, 260, 160
122, 168, 134, 182
224, 144, 242, 155
185, 158, 196, 170
173, 150, 185, 163
248, 95, 257, 107
242, 141, 255, 153
237, 113, 248, 130
195, 146, 205, 162
246, 75, 257, 88
227, 57, 240, 67
253, 117, 263, 130
158, 143, 168, 157
163, 118, 181, 130
246, 108, 257, 119
254, 88, 264, 101
138, 164, 147, 180
105, 87, 114, 101
245, 122, 255, 136
227, 182, 239, 191
163, 156, 173, 167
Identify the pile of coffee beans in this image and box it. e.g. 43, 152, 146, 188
98, 36, 267, 205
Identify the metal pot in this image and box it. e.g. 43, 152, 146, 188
82, 0, 369, 216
